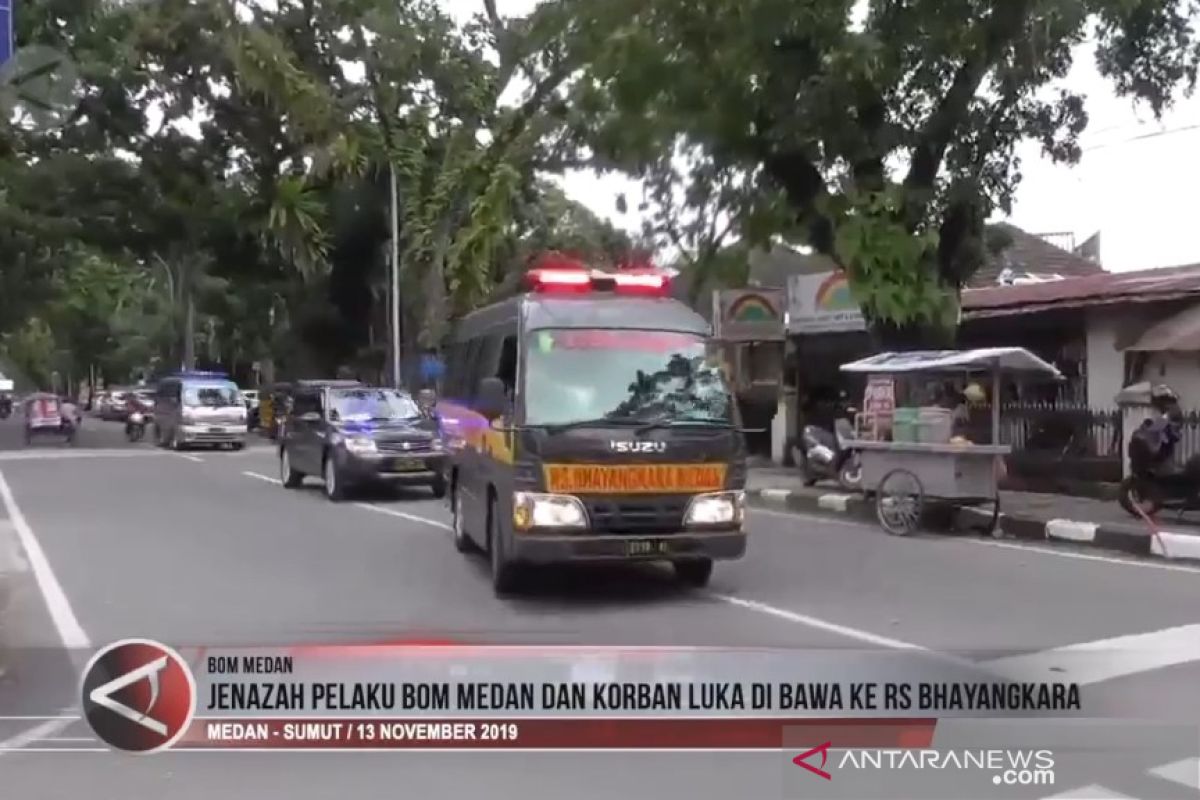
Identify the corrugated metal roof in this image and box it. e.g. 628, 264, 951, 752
964, 262, 1200, 318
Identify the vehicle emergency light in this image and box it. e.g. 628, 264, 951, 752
523, 254, 672, 296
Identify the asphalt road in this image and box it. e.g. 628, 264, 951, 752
0, 416, 1198, 799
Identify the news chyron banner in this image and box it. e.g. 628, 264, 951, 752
80, 639, 1198, 798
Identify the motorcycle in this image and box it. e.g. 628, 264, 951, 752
1118, 414, 1200, 518
795, 408, 862, 491
126, 409, 151, 442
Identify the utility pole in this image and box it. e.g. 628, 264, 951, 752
389, 162, 402, 389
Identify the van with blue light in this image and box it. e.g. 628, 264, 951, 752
154, 371, 248, 450
438, 255, 748, 595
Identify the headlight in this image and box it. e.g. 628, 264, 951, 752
344, 437, 377, 454
684, 491, 744, 527
513, 492, 587, 531
429, 438, 444, 451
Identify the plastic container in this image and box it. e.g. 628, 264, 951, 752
892, 407, 919, 442
916, 407, 954, 444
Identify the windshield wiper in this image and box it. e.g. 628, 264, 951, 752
635, 415, 734, 434
539, 416, 644, 434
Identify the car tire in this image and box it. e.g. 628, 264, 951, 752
323, 456, 347, 502
280, 449, 304, 488
231, 442, 245, 451
170, 428, 183, 451
452, 484, 475, 553
674, 559, 714, 588
488, 494, 519, 595
430, 473, 447, 499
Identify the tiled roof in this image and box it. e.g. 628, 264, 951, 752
964, 262, 1200, 317
970, 223, 1106, 287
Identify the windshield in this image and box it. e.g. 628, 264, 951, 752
524, 329, 733, 427
183, 383, 241, 407
331, 389, 421, 422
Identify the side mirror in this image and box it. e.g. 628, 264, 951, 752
476, 377, 507, 421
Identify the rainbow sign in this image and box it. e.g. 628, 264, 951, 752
787, 270, 865, 333
814, 272, 858, 311
714, 289, 785, 341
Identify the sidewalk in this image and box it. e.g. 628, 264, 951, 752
746, 466, 1200, 564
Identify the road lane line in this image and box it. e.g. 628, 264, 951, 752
354, 502, 453, 531
977, 623, 1200, 685
0, 717, 80, 754
710, 593, 928, 651
957, 537, 1200, 574
1041, 785, 1133, 799
241, 471, 453, 531
0, 471, 89, 650
1149, 757, 1200, 790
174, 453, 204, 463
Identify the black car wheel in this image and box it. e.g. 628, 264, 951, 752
323, 456, 347, 502
488, 494, 520, 595
280, 449, 304, 488
452, 484, 475, 553
674, 558, 714, 587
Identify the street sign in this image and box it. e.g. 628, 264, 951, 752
0, 0, 12, 68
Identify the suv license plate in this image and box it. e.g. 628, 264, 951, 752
392, 460, 423, 472
624, 539, 671, 557
208, 426, 225, 433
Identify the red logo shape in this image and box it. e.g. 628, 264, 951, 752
793, 741, 833, 780
80, 638, 196, 753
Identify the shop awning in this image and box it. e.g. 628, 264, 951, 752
1127, 302, 1200, 352
839, 347, 1063, 377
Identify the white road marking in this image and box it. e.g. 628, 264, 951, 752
354, 502, 453, 531
977, 623, 1200, 685
241, 471, 452, 531
0, 449, 166, 462
42, 737, 97, 743
758, 488, 792, 501
0, 471, 89, 649
711, 593, 927, 651
173, 453, 204, 463
1148, 757, 1200, 789
1045, 519, 1097, 543
1041, 785, 1133, 799
0, 471, 90, 756
957, 537, 1200, 574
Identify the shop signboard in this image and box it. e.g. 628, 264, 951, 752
786, 271, 866, 334
711, 289, 785, 342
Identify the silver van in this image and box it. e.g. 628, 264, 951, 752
154, 371, 248, 450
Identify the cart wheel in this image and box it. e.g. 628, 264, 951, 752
982, 497, 1002, 538
876, 468, 923, 536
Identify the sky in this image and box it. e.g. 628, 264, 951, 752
445, 0, 1200, 274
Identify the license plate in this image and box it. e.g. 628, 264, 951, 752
544, 463, 726, 494
392, 460, 424, 472
208, 427, 225, 433
624, 539, 671, 557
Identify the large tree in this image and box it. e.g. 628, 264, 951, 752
561, 0, 1200, 345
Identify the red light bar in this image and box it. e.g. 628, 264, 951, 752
524, 258, 672, 296
525, 268, 593, 292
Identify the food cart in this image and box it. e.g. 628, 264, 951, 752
839, 348, 1063, 536
23, 392, 76, 447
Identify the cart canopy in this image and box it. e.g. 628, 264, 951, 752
839, 347, 1063, 378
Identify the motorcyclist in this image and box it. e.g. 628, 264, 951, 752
124, 393, 148, 435
1135, 384, 1184, 477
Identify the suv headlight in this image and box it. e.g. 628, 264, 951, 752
344, 437, 377, 454
684, 491, 744, 527
513, 492, 587, 531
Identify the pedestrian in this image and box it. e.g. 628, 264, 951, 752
419, 348, 444, 391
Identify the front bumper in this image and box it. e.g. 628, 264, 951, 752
336, 449, 448, 483
509, 530, 746, 564
180, 424, 248, 444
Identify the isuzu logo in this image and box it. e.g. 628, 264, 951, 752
609, 440, 666, 453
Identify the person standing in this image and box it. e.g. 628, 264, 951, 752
419, 347, 445, 391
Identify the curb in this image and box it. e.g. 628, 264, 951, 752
747, 489, 1200, 564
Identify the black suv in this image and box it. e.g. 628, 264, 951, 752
278, 382, 448, 501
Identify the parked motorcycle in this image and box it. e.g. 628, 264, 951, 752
794, 408, 862, 491
126, 410, 151, 443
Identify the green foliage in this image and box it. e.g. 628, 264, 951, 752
562, 0, 1200, 342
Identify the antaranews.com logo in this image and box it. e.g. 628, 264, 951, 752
794, 742, 1056, 788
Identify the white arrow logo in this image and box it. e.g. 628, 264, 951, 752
89, 655, 170, 737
